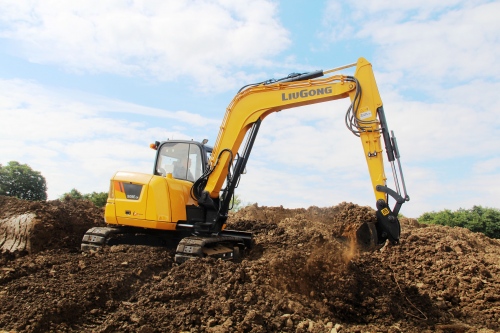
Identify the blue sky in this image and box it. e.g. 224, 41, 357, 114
0, 0, 499, 218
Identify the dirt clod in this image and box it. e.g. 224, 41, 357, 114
1, 197, 499, 332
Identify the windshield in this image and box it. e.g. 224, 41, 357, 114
156, 142, 203, 182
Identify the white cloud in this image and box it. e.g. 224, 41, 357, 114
381, 97, 499, 162
0, 0, 290, 91
323, 1, 499, 84
367, 2, 499, 83
0, 78, 218, 198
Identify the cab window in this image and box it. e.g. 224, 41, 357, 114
156, 143, 202, 182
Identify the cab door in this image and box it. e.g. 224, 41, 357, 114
154, 141, 205, 222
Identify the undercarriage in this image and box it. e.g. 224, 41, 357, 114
81, 226, 252, 263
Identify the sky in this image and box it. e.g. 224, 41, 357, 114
0, 0, 499, 218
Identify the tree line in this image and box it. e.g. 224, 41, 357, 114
418, 206, 500, 239
1, 160, 499, 238
0, 161, 107, 207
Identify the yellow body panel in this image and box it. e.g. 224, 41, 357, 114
105, 171, 197, 229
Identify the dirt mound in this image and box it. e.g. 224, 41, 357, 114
0, 196, 104, 257
0, 198, 499, 332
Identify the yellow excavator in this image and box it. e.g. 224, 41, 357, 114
81, 57, 410, 263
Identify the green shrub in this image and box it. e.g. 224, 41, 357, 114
419, 206, 500, 239
61, 188, 108, 208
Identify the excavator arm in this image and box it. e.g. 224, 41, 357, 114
192, 57, 409, 246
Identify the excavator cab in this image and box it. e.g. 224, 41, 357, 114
154, 141, 207, 182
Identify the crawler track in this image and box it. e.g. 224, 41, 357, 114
81, 226, 252, 263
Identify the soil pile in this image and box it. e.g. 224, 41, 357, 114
0, 196, 104, 256
1, 197, 499, 333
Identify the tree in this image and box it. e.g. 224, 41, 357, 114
84, 191, 108, 208
0, 161, 48, 201
61, 188, 108, 208
61, 188, 84, 200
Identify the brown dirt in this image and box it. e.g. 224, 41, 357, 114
0, 196, 104, 256
1, 196, 499, 333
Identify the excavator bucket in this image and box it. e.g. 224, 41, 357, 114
354, 222, 382, 251
356, 209, 402, 251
